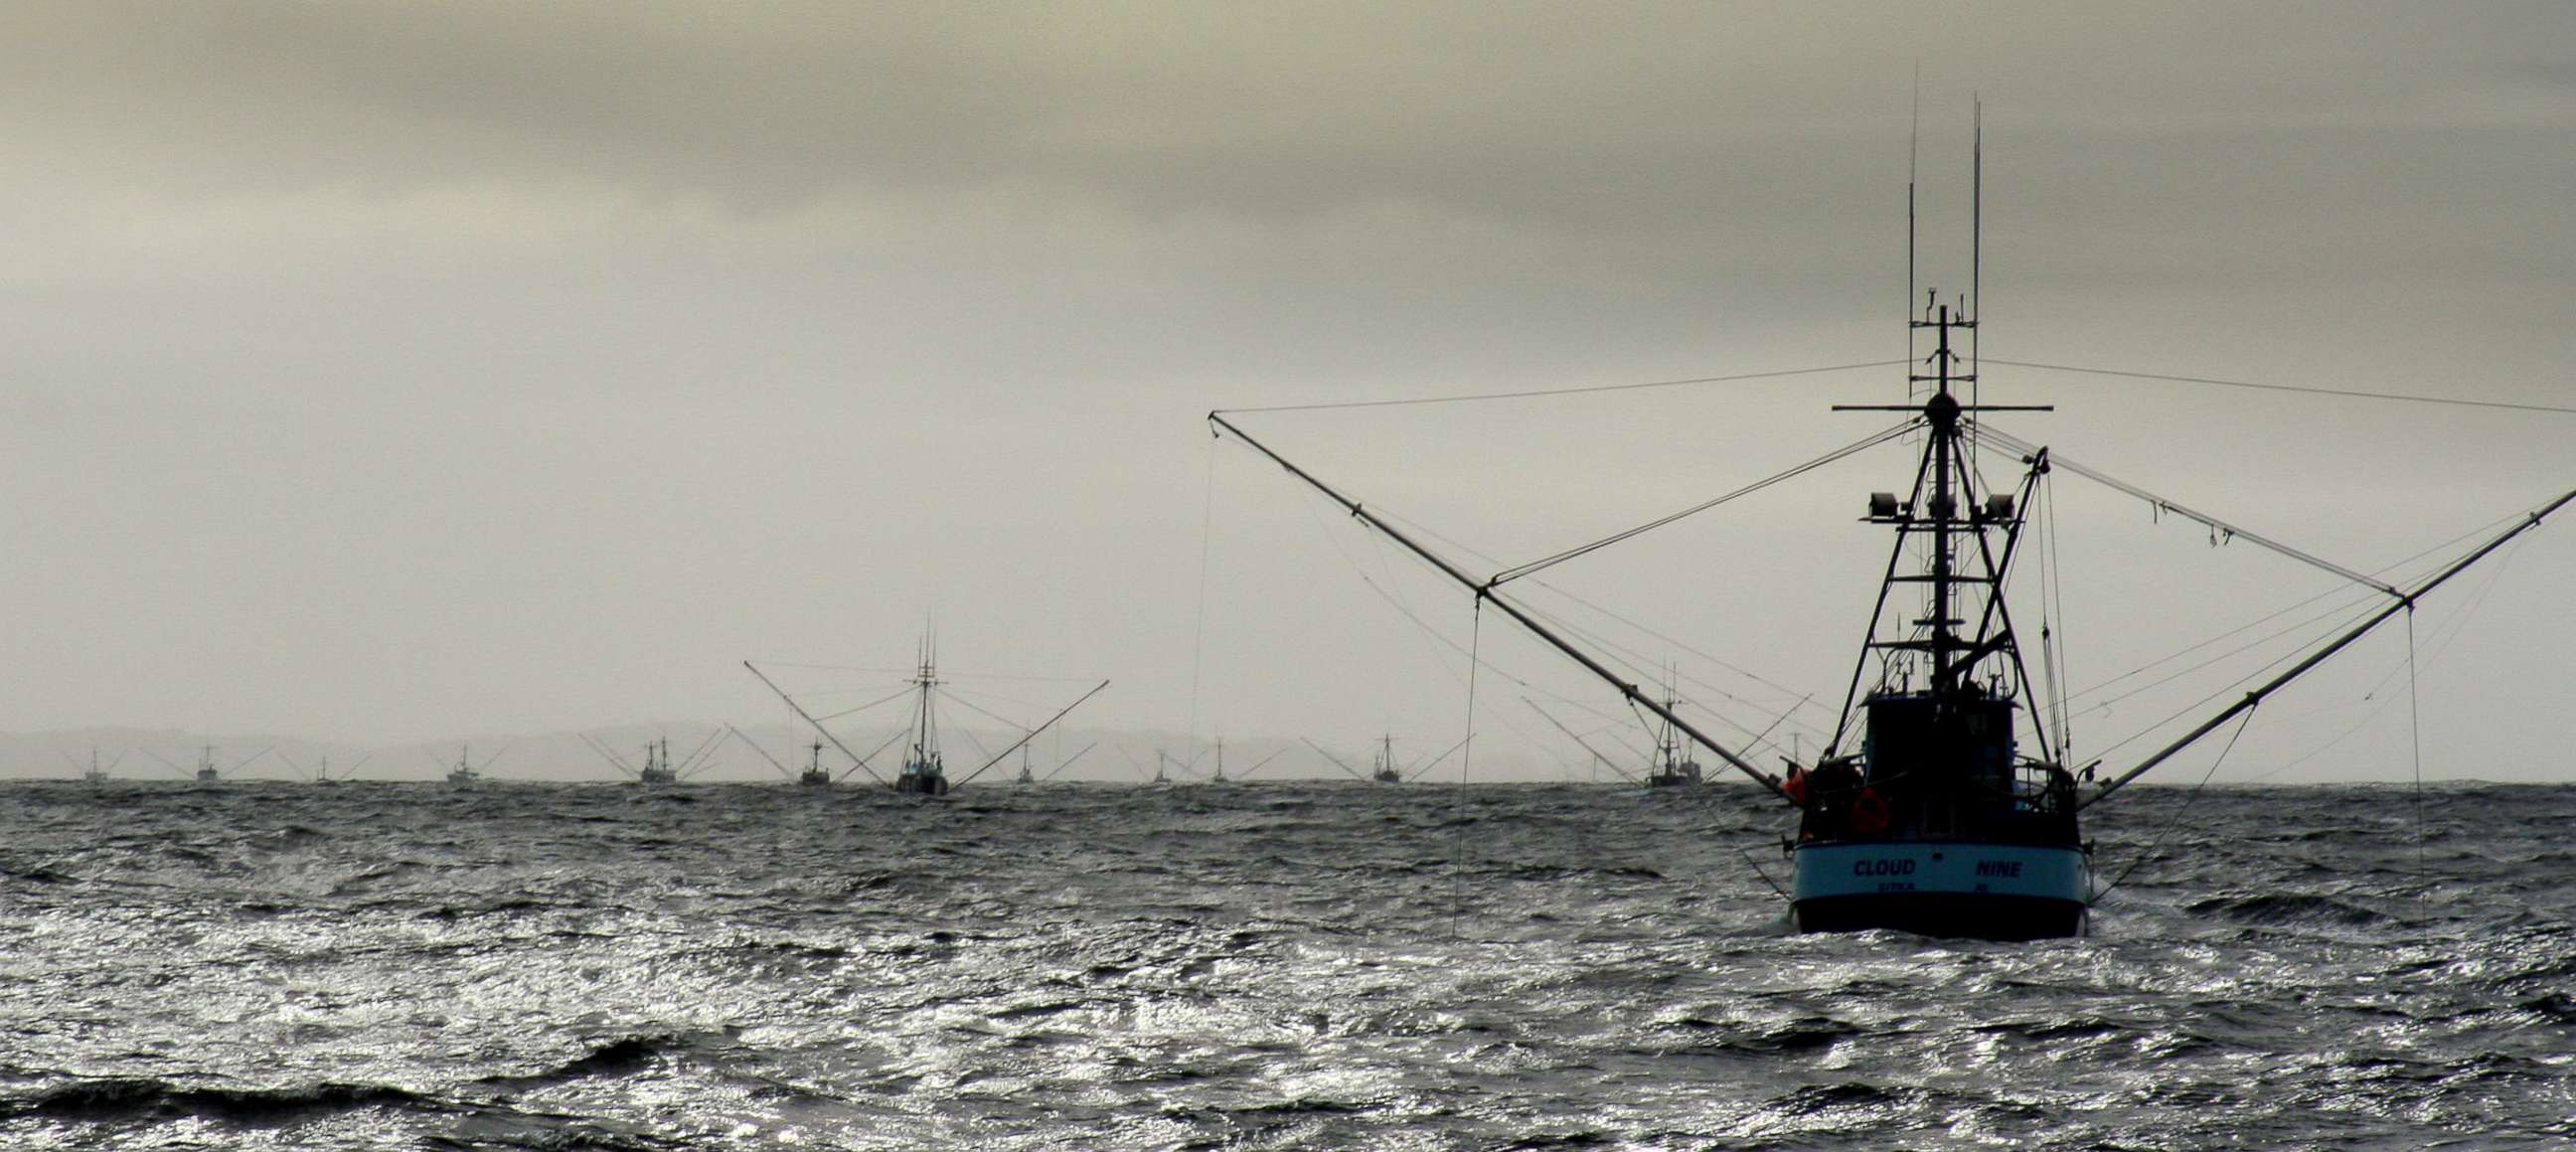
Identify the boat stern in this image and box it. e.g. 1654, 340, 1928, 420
1792, 840, 2089, 940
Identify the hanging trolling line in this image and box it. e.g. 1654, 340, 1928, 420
2089, 705, 2258, 906
2405, 606, 2426, 911
1451, 596, 1484, 939
1185, 428, 1219, 778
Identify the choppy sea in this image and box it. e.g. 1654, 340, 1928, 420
1, 780, 2570, 1149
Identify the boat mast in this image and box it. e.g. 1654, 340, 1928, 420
911, 632, 941, 773
1925, 302, 1965, 698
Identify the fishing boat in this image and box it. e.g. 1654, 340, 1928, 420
744, 635, 1107, 796
1208, 119, 2569, 939
64, 747, 125, 784
1014, 740, 1096, 783
431, 744, 504, 786
580, 733, 717, 786
142, 744, 269, 784
275, 750, 373, 785
1304, 735, 1463, 784
1778, 295, 2087, 938
1643, 692, 1704, 787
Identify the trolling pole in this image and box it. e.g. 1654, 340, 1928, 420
743, 661, 890, 784
1527, 697, 1643, 783
725, 725, 799, 781
579, 732, 641, 778
952, 679, 1110, 787
2084, 488, 2576, 809
1302, 738, 1373, 781
1403, 735, 1472, 782
837, 728, 912, 783
1042, 740, 1100, 781
1232, 747, 1291, 780
1210, 411, 1790, 801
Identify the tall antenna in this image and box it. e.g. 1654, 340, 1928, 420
1907, 62, 1920, 338
1971, 94, 1983, 391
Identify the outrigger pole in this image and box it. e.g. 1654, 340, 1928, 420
950, 679, 1110, 787
743, 661, 890, 785
1208, 411, 1793, 802
2082, 488, 2576, 810
1526, 697, 1644, 784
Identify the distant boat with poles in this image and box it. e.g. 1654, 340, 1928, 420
430, 744, 505, 786
745, 633, 1107, 796
581, 733, 720, 786
275, 750, 372, 785
142, 744, 270, 784
1304, 735, 1464, 784
64, 747, 126, 785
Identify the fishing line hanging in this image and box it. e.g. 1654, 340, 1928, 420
2087, 706, 2258, 907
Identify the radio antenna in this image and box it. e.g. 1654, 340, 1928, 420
1907, 61, 1920, 338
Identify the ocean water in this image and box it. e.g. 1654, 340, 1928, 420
1, 779, 2570, 1150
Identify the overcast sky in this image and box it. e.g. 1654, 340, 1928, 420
1, 3, 2569, 783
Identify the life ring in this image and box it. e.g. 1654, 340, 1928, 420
1850, 787, 1891, 836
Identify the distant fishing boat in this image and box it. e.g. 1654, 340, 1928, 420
1014, 740, 1097, 783
431, 745, 504, 786
1209, 114, 2570, 940
1304, 735, 1462, 784
274, 750, 372, 785
581, 733, 718, 786
141, 744, 269, 784
744, 634, 1107, 796
728, 731, 841, 786
64, 746, 125, 785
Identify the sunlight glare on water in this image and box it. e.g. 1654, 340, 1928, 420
1, 780, 2571, 1148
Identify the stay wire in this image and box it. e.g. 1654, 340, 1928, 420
1214, 360, 1909, 415
2090, 705, 2257, 906
1367, 501, 1833, 728
1489, 419, 1917, 586
2064, 506, 2524, 710
1988, 359, 2576, 416
1186, 429, 1218, 778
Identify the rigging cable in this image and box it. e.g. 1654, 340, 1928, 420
2406, 606, 2426, 913
2063, 506, 2527, 711
2229, 555, 2522, 785
1293, 494, 1571, 760
814, 684, 921, 725
1488, 419, 1918, 586
2088, 705, 2258, 907
1186, 427, 1218, 779
2042, 469, 2074, 766
1214, 360, 1910, 415
1453, 597, 1484, 939
2080, 592, 2387, 765
754, 661, 1093, 681
1979, 424, 2399, 597
1368, 501, 1838, 736
1987, 360, 2576, 417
